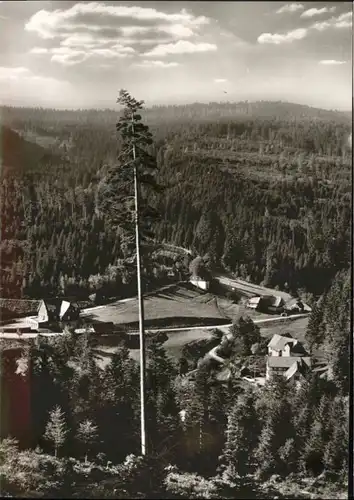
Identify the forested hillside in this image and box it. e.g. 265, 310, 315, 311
0, 101, 351, 300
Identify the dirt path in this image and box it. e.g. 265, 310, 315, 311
215, 274, 293, 302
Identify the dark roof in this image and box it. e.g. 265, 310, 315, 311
285, 298, 303, 308
290, 342, 308, 356
267, 356, 311, 369
285, 358, 312, 379
259, 295, 284, 308
43, 300, 80, 321
45, 302, 59, 313
0, 299, 43, 319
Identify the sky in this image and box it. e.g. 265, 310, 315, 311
0, 1, 352, 110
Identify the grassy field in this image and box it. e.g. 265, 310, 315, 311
84, 282, 264, 330
260, 316, 309, 342
89, 282, 311, 369
96, 316, 311, 369
96, 327, 214, 368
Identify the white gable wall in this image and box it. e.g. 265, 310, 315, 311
37, 301, 49, 323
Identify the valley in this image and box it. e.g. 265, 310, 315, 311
0, 98, 350, 500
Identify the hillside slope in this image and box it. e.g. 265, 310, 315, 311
1, 126, 63, 176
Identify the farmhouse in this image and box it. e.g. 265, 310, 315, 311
0, 298, 80, 332
190, 276, 210, 291
0, 299, 80, 330
268, 333, 308, 357
246, 294, 285, 314
246, 296, 261, 309
43, 299, 80, 325
0, 299, 45, 324
266, 356, 312, 384
266, 333, 311, 384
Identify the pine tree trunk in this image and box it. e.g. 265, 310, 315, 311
132, 121, 147, 457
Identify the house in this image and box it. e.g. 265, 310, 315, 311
267, 333, 308, 357
284, 298, 304, 314
261, 295, 285, 314
265, 333, 311, 384
284, 297, 312, 314
0, 298, 80, 329
0, 299, 45, 324
246, 295, 285, 314
246, 296, 261, 309
40, 300, 80, 326
266, 356, 312, 383
58, 300, 80, 322
190, 276, 210, 291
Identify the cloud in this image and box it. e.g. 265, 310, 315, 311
30, 47, 49, 54
133, 59, 180, 68
333, 11, 352, 28
144, 40, 217, 57
30, 43, 135, 65
214, 78, 227, 83
26, 3, 213, 65
0, 67, 30, 79
25, 2, 209, 41
319, 59, 347, 65
311, 11, 352, 31
258, 10, 352, 45
258, 28, 307, 44
276, 3, 304, 14
301, 6, 336, 18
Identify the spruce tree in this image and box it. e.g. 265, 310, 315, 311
301, 419, 325, 475
323, 395, 348, 476
219, 391, 259, 479
305, 296, 325, 352
44, 406, 68, 458
96, 90, 161, 456
145, 335, 181, 462
228, 316, 261, 357
254, 419, 278, 479
99, 346, 139, 460
255, 375, 294, 477
77, 419, 98, 464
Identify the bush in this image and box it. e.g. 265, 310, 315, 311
0, 438, 67, 496
164, 470, 219, 499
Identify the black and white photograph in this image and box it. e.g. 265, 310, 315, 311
0, 1, 352, 498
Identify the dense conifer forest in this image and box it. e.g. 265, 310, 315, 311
0, 101, 351, 301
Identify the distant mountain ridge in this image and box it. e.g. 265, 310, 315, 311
145, 100, 352, 123
1, 100, 351, 128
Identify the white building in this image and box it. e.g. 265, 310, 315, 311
190, 277, 210, 291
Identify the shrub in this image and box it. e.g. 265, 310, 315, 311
164, 470, 219, 499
